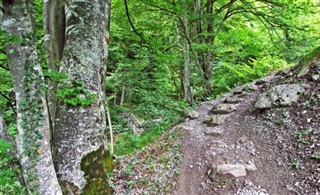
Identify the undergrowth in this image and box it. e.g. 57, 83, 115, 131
110, 92, 189, 156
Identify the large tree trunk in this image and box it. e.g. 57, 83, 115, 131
180, 2, 194, 103
182, 26, 193, 103
52, 0, 111, 193
204, 0, 215, 94
1, 1, 62, 194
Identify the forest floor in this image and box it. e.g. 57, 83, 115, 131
112, 58, 320, 195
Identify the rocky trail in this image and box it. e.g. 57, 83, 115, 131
174, 61, 320, 195
176, 74, 280, 195
113, 58, 320, 195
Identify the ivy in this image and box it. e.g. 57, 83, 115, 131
57, 79, 97, 106
19, 59, 46, 193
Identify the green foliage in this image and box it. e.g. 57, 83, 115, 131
213, 56, 289, 96
111, 90, 188, 155
43, 68, 68, 83
57, 79, 97, 106
0, 139, 26, 194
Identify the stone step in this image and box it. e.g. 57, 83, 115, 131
224, 96, 242, 104
204, 115, 228, 126
211, 103, 237, 114
204, 128, 224, 136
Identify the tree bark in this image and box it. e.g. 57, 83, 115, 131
52, 0, 111, 193
204, 0, 215, 94
43, 0, 66, 134
182, 5, 194, 103
120, 85, 125, 107
1, 1, 62, 194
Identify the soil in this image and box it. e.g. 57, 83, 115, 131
112, 58, 320, 195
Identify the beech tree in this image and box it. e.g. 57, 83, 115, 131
1, 0, 111, 194
47, 0, 111, 193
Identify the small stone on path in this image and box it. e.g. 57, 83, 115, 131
188, 110, 199, 119
224, 96, 242, 104
312, 74, 319, 81
245, 162, 257, 171
216, 164, 247, 178
205, 128, 224, 136
212, 103, 236, 114
205, 115, 227, 126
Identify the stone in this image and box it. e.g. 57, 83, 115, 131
224, 96, 242, 104
204, 115, 227, 126
205, 128, 224, 136
188, 110, 199, 119
212, 104, 236, 114
297, 66, 309, 78
312, 74, 319, 81
255, 80, 266, 85
244, 162, 257, 171
281, 68, 291, 75
120, 112, 144, 135
255, 84, 304, 109
216, 164, 247, 178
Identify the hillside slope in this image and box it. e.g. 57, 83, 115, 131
112, 51, 320, 195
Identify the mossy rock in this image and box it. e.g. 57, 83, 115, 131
81, 146, 113, 195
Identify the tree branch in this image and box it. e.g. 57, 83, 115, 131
124, 0, 146, 43
0, 64, 10, 71
0, 91, 16, 116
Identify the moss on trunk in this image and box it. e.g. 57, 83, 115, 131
80, 146, 113, 195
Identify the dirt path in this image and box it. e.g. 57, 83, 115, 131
174, 75, 295, 195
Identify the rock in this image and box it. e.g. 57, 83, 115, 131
224, 96, 242, 104
234, 91, 245, 95
281, 68, 291, 75
312, 74, 319, 81
216, 164, 247, 177
205, 128, 224, 136
212, 103, 236, 114
255, 80, 266, 85
120, 112, 144, 135
298, 66, 309, 78
255, 84, 304, 109
245, 162, 257, 171
188, 110, 199, 119
204, 115, 227, 126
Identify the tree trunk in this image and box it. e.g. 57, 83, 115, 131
43, 0, 66, 134
52, 0, 111, 193
182, 11, 194, 103
204, 0, 215, 94
1, 1, 62, 194
120, 85, 125, 107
